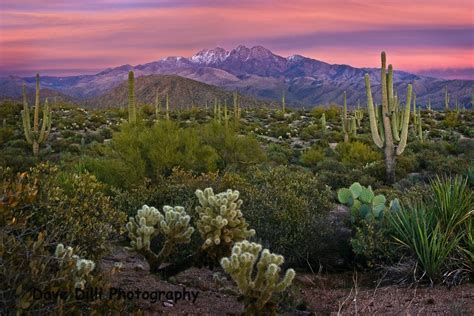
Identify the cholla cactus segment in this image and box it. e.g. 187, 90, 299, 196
54, 243, 74, 259
221, 241, 296, 311
160, 205, 195, 244
126, 205, 163, 251
54, 244, 95, 290
195, 188, 255, 250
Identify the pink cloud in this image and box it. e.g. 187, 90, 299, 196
0, 0, 473, 75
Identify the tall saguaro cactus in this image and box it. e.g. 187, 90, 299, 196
128, 71, 137, 123
341, 91, 350, 142
166, 93, 170, 120
155, 91, 161, 120
21, 74, 52, 156
365, 52, 412, 184
233, 91, 241, 123
281, 91, 286, 113
444, 86, 450, 112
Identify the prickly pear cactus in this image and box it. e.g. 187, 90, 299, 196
338, 182, 399, 220
195, 188, 255, 257
221, 241, 296, 315
126, 204, 194, 271
55, 243, 96, 290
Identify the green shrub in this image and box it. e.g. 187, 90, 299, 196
299, 146, 325, 167
335, 141, 381, 167
266, 143, 293, 165
237, 166, 337, 268
29, 163, 127, 259
0, 167, 128, 314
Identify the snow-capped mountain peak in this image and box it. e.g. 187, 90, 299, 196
190, 47, 229, 65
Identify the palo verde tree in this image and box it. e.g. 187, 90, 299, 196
21, 74, 52, 156
364, 52, 412, 184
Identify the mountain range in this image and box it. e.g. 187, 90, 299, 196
1, 45, 472, 109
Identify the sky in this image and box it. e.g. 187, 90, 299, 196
0, 0, 473, 79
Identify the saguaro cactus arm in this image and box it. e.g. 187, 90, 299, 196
365, 75, 384, 148
38, 98, 52, 143
396, 84, 412, 155
21, 84, 33, 144
33, 73, 40, 129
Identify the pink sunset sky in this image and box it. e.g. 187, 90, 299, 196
0, 0, 473, 79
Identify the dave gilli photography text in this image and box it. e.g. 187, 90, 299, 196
32, 287, 199, 304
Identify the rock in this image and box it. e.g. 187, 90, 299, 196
317, 205, 353, 269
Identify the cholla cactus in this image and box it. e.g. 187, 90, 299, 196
221, 241, 296, 314
195, 188, 255, 257
54, 244, 95, 290
126, 205, 163, 250
126, 205, 194, 271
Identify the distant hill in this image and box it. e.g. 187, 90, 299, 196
85, 74, 268, 109
1, 45, 473, 108
0, 76, 75, 105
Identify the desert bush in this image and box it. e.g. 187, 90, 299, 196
26, 163, 127, 259
0, 127, 14, 145
200, 122, 266, 169
87, 121, 264, 188
315, 159, 382, 190
0, 168, 127, 314
299, 146, 325, 167
237, 166, 338, 268
266, 143, 293, 165
335, 141, 381, 167
442, 112, 460, 128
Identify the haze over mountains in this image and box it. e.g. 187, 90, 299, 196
1, 45, 472, 108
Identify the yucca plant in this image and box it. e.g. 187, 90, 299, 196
429, 175, 473, 238
388, 175, 473, 282
389, 206, 460, 282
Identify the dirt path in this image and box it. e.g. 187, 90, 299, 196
100, 247, 244, 314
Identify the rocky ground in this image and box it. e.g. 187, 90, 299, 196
100, 246, 474, 315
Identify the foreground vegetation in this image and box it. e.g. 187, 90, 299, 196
1, 54, 473, 314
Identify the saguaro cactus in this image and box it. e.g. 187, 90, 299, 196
320, 113, 326, 133
221, 241, 296, 315
416, 109, 424, 143
365, 52, 412, 184
224, 100, 229, 128
21, 74, 52, 156
281, 91, 286, 113
342, 91, 357, 143
155, 92, 161, 120
166, 93, 170, 120
444, 86, 450, 112
354, 101, 364, 127
128, 71, 136, 123
233, 91, 241, 122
